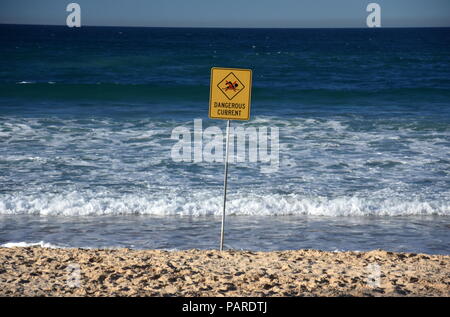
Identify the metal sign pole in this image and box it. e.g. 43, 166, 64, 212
220, 119, 231, 251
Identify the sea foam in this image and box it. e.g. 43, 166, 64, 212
1, 241, 62, 248
0, 191, 448, 217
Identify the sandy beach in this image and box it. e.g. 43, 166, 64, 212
0, 247, 448, 297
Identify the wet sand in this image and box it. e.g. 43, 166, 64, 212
0, 247, 448, 296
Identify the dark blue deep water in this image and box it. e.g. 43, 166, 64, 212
0, 25, 449, 253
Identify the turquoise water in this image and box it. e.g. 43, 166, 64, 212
0, 25, 449, 253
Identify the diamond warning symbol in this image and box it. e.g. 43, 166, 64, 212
217, 72, 245, 101
209, 67, 252, 121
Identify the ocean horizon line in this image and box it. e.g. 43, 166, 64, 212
2, 23, 450, 30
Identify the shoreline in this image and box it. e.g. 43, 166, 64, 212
0, 247, 448, 296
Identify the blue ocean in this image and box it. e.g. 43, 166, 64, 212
0, 25, 449, 253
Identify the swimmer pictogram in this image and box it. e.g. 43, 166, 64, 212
224, 81, 238, 91
217, 72, 245, 100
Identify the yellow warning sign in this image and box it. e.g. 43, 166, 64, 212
209, 67, 252, 121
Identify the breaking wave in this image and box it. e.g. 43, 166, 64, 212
0, 191, 448, 217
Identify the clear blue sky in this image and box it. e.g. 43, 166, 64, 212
1, 0, 449, 28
